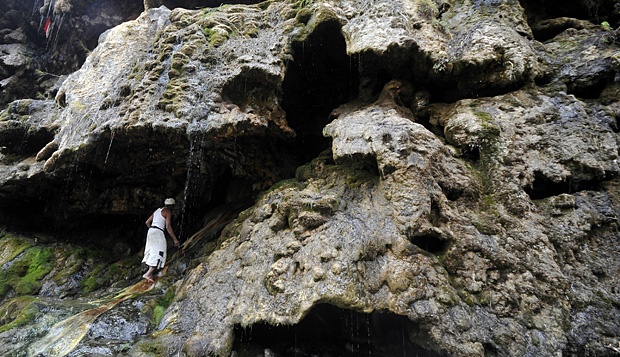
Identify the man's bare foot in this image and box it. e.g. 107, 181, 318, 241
142, 274, 155, 283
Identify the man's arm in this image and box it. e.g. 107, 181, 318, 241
162, 208, 180, 246
145, 214, 153, 228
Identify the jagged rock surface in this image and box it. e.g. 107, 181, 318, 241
0, 0, 619, 356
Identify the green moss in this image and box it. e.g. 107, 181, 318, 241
138, 339, 166, 355
295, 7, 312, 24
70, 100, 87, 112
0, 246, 53, 297
51, 248, 89, 286
79, 262, 107, 293
143, 286, 176, 329
297, 0, 313, 8
79, 254, 142, 293
417, 0, 438, 19
0, 296, 39, 333
458, 289, 479, 306
0, 232, 34, 266
0, 108, 9, 121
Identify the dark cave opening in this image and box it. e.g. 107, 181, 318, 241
410, 234, 448, 254
519, 0, 620, 41
177, 164, 254, 240
232, 304, 443, 357
525, 171, 608, 200
566, 75, 613, 99
282, 20, 360, 165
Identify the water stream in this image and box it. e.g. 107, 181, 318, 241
28, 279, 155, 357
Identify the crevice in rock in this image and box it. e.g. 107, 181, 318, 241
410, 234, 448, 254
408, 226, 449, 255
282, 20, 360, 165
222, 67, 281, 114
461, 144, 481, 162
525, 170, 609, 200
232, 304, 443, 357
519, 0, 620, 41
566, 75, 613, 99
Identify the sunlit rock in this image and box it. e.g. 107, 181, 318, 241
0, 0, 619, 356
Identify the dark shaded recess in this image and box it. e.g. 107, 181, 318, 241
0, 125, 54, 158
461, 144, 481, 162
525, 170, 610, 200
355, 45, 420, 102
356, 42, 523, 106
223, 68, 271, 107
221, 66, 283, 122
232, 304, 444, 357
175, 128, 298, 238
520, 0, 620, 40
408, 220, 450, 254
177, 165, 255, 239
566, 72, 614, 99
356, 45, 451, 105
410, 234, 448, 254
483, 341, 501, 356
282, 20, 360, 165
0, 127, 188, 251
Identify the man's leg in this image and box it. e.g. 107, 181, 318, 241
143, 266, 156, 281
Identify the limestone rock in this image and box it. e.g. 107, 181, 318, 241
0, 0, 619, 356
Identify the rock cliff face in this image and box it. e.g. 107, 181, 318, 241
1, 0, 620, 356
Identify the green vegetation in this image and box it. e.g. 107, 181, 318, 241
80, 262, 107, 293
0, 245, 54, 298
80, 254, 142, 293
0, 296, 39, 333
138, 339, 166, 355
150, 287, 176, 328
0, 231, 34, 265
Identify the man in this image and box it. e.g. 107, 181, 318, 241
142, 198, 180, 282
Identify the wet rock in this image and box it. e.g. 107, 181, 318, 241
0, 0, 619, 356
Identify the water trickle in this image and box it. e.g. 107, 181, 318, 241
103, 129, 115, 165
179, 133, 204, 239
28, 279, 155, 357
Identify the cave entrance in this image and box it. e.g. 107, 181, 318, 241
232, 304, 443, 357
282, 20, 360, 165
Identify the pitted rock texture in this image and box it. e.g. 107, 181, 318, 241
0, 0, 619, 356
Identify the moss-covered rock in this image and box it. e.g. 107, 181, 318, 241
0, 296, 38, 333
0, 245, 53, 298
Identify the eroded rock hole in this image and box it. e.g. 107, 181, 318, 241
222, 67, 281, 114
282, 20, 360, 164
525, 171, 606, 200
410, 234, 448, 255
461, 144, 481, 162
232, 304, 443, 357
566, 76, 612, 99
